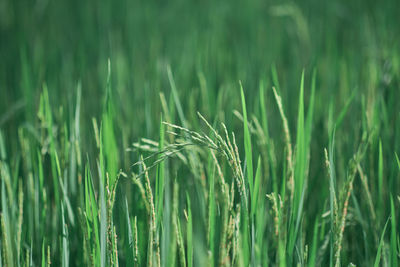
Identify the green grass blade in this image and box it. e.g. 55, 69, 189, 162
37, 150, 44, 195
102, 60, 119, 186
169, 180, 178, 266
98, 162, 107, 267
40, 85, 60, 206
288, 71, 306, 262
259, 81, 270, 142
156, 116, 165, 226
378, 140, 383, 212
61, 201, 69, 267
1, 178, 14, 267
207, 162, 216, 265
0, 131, 5, 160
390, 195, 398, 267
124, 196, 135, 265
41, 239, 45, 267
240, 82, 253, 201
294, 70, 306, 203
251, 157, 262, 218
259, 83, 278, 194
85, 162, 100, 265
186, 194, 193, 267
328, 129, 337, 267
334, 91, 355, 130
240, 83, 252, 266
374, 217, 390, 267
271, 64, 281, 93
305, 69, 316, 150
167, 65, 187, 127
308, 217, 319, 267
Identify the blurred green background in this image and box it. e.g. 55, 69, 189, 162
1, 0, 400, 265
2, 0, 399, 129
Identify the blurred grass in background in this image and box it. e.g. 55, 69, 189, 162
0, 0, 400, 266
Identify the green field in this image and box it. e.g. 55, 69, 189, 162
1, 0, 400, 266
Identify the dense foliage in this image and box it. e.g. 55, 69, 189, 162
1, 0, 400, 266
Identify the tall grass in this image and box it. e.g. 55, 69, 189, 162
1, 0, 400, 266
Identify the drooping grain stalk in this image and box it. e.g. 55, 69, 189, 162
142, 160, 160, 267
272, 86, 294, 201
325, 133, 371, 267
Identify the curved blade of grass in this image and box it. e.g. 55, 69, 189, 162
374, 217, 390, 267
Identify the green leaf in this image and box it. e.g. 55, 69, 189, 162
240, 83, 254, 200
271, 64, 281, 93
186, 194, 193, 267
208, 161, 216, 265
61, 202, 69, 267
251, 157, 262, 218
395, 153, 400, 170
378, 140, 383, 211
374, 217, 390, 267
308, 217, 319, 267
288, 71, 306, 262
99, 164, 107, 267
124, 197, 135, 266
102, 60, 119, 186
156, 116, 165, 226
390, 195, 398, 267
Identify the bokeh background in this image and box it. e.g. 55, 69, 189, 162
1, 0, 400, 265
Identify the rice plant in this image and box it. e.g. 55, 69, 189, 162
1, 0, 399, 266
